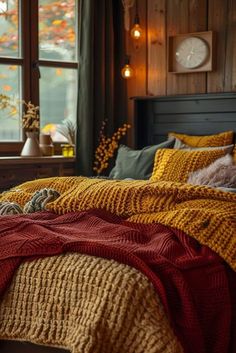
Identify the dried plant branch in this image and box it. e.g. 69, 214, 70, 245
57, 119, 76, 145
0, 95, 39, 132
22, 101, 40, 131
93, 121, 131, 175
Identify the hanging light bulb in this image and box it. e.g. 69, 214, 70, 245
121, 56, 134, 79
130, 0, 142, 40
130, 21, 142, 40
121, 63, 134, 79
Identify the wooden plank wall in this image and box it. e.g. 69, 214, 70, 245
125, 0, 236, 130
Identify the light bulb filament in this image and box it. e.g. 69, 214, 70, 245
121, 63, 134, 79
131, 23, 142, 40
124, 68, 131, 77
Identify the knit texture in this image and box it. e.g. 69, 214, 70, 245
1, 177, 236, 272
0, 176, 81, 208
169, 131, 234, 147
0, 253, 182, 353
0, 189, 60, 215
0, 201, 22, 215
1, 210, 235, 353
23, 188, 60, 213
150, 148, 231, 182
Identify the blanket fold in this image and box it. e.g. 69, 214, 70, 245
0, 209, 235, 353
1, 176, 235, 271
1, 176, 236, 353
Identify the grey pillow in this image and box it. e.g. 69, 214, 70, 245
109, 139, 175, 180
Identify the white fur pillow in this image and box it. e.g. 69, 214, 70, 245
188, 154, 236, 188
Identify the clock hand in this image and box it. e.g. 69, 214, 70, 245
187, 50, 195, 61
190, 47, 195, 54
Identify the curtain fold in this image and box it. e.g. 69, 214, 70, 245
76, 0, 127, 176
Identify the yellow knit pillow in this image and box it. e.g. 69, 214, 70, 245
169, 131, 234, 147
150, 148, 231, 183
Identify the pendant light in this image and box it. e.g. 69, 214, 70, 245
121, 55, 134, 79
130, 0, 142, 40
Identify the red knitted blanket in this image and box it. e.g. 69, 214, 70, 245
0, 210, 235, 353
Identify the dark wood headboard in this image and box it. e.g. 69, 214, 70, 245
133, 93, 236, 148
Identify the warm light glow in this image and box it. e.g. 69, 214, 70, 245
130, 23, 142, 39
121, 64, 134, 79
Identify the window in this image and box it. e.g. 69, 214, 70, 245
0, 0, 78, 153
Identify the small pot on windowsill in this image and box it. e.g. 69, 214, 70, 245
39, 133, 54, 156
21, 130, 42, 157
61, 144, 75, 157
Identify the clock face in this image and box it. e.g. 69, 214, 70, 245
175, 37, 209, 69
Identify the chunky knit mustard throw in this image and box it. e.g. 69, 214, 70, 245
0, 253, 182, 353
1, 176, 236, 271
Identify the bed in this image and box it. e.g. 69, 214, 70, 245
0, 92, 236, 353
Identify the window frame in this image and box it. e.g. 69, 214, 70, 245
0, 0, 78, 156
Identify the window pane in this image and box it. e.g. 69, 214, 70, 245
0, 64, 22, 141
39, 0, 78, 62
0, 0, 20, 58
39, 67, 77, 142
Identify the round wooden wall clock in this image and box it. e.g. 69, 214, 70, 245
168, 31, 215, 74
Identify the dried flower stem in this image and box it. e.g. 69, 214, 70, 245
22, 101, 40, 132
0, 95, 39, 132
93, 121, 131, 175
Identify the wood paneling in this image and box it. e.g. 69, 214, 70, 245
166, 0, 189, 94
126, 0, 236, 97
125, 0, 236, 143
207, 0, 228, 92
166, 0, 207, 94
186, 0, 207, 93
147, 0, 166, 96
133, 93, 236, 147
224, 0, 236, 91
126, 0, 147, 142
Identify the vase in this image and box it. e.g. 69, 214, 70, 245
39, 133, 54, 156
21, 131, 42, 157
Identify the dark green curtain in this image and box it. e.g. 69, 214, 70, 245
76, 0, 127, 176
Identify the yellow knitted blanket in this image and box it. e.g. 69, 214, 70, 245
0, 253, 182, 353
1, 176, 236, 271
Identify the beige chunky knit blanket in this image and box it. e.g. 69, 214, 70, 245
0, 253, 182, 353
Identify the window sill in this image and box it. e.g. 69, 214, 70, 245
0, 155, 76, 165
0, 142, 68, 157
